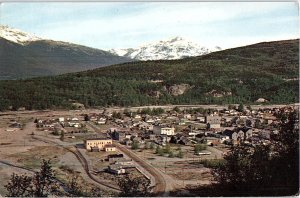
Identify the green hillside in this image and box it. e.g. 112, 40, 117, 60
0, 38, 132, 80
0, 39, 298, 110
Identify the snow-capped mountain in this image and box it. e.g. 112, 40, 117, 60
0, 25, 41, 45
109, 36, 221, 60
0, 25, 132, 80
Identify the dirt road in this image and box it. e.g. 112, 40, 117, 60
31, 135, 120, 193
88, 122, 168, 196
113, 142, 168, 196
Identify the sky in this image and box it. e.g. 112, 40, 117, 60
0, 2, 299, 50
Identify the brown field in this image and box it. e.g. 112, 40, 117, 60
0, 110, 118, 196
131, 146, 213, 183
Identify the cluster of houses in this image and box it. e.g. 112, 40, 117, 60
31, 105, 297, 175
82, 105, 298, 150
35, 116, 87, 134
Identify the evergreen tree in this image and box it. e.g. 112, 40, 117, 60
173, 106, 180, 113
117, 175, 152, 197
67, 175, 84, 196
237, 103, 244, 112
168, 151, 174, 158
155, 146, 164, 156
177, 147, 184, 158
33, 159, 58, 197
84, 114, 90, 121
194, 144, 207, 154
196, 110, 299, 196
5, 173, 33, 197
60, 131, 65, 141
149, 142, 155, 150
131, 141, 139, 150
5, 159, 58, 197
164, 143, 171, 154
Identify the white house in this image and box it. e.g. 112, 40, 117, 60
71, 117, 79, 121
206, 116, 221, 129
196, 116, 206, 123
107, 164, 126, 175
183, 114, 192, 120
153, 126, 175, 136
97, 117, 107, 125
134, 114, 142, 119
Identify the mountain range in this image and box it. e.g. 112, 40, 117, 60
0, 25, 132, 80
0, 26, 224, 79
109, 36, 221, 60
0, 39, 298, 110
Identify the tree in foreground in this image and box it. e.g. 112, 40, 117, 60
67, 175, 83, 196
66, 174, 102, 197
5, 173, 33, 197
194, 110, 299, 196
5, 159, 58, 197
117, 174, 152, 197
33, 159, 58, 197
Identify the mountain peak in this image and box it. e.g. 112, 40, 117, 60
170, 36, 184, 42
110, 36, 222, 60
0, 25, 41, 45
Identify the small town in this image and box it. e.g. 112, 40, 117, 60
0, 1, 299, 197
0, 103, 298, 196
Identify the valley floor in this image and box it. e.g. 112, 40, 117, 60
0, 103, 297, 196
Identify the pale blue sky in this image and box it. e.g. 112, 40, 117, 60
1, 2, 299, 50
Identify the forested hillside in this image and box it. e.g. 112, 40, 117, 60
0, 38, 132, 80
0, 39, 298, 110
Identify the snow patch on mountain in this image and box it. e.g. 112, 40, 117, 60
0, 25, 41, 45
109, 36, 221, 60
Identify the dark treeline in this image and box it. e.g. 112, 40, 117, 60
0, 39, 298, 110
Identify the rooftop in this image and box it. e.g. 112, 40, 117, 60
85, 136, 111, 141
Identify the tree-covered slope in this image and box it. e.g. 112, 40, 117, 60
0, 39, 298, 110
0, 38, 132, 80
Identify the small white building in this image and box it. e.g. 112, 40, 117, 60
183, 114, 192, 120
58, 117, 65, 122
71, 117, 79, 121
97, 117, 107, 125
134, 114, 142, 119
105, 145, 117, 152
206, 116, 221, 129
153, 126, 175, 136
107, 164, 126, 175
196, 116, 206, 123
